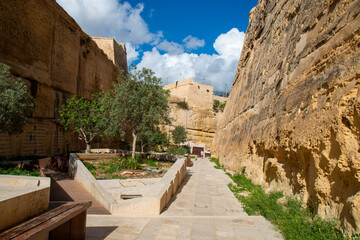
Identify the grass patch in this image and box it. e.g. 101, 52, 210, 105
0, 163, 41, 177
209, 157, 225, 170
209, 157, 356, 240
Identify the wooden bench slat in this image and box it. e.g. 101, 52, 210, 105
0, 202, 79, 239
0, 201, 91, 240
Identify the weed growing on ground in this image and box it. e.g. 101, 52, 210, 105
0, 163, 40, 176
209, 157, 225, 169
209, 157, 353, 240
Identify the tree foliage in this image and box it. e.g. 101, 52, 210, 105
172, 125, 187, 145
138, 127, 169, 152
213, 99, 220, 111
103, 66, 171, 158
0, 63, 34, 134
59, 94, 105, 153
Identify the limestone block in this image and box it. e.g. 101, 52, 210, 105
0, 175, 50, 231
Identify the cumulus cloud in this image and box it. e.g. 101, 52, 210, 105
57, 0, 160, 45
183, 35, 205, 50
125, 42, 139, 62
156, 40, 184, 54
137, 28, 245, 92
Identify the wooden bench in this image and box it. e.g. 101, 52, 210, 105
0, 201, 91, 240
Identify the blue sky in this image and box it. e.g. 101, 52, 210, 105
56, 0, 257, 92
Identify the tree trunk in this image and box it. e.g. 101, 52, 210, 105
86, 142, 91, 154
132, 130, 137, 159
141, 141, 144, 153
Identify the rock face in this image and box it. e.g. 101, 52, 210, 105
212, 0, 360, 234
164, 78, 226, 150
0, 0, 127, 157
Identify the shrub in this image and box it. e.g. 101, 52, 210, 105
176, 101, 189, 109
167, 146, 189, 155
219, 101, 226, 110
213, 100, 220, 110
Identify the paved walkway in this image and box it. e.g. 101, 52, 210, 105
86, 158, 282, 239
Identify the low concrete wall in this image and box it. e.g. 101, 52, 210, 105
0, 175, 50, 231
76, 153, 121, 161
69, 153, 187, 215
68, 153, 117, 212
79, 150, 179, 162
111, 158, 186, 215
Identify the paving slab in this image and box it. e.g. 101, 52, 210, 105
86, 158, 283, 239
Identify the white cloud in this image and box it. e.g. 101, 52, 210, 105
125, 42, 139, 63
137, 28, 245, 92
56, 0, 165, 65
213, 28, 245, 57
183, 35, 205, 50
156, 40, 184, 54
56, 0, 159, 45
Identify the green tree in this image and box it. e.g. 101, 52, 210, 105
171, 126, 187, 145
0, 63, 34, 134
59, 94, 105, 153
103, 66, 171, 158
138, 127, 169, 152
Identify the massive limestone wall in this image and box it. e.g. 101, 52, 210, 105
0, 0, 126, 157
212, 0, 360, 234
164, 78, 225, 150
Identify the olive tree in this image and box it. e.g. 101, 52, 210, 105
59, 94, 105, 153
103, 66, 171, 158
0, 63, 34, 134
172, 125, 187, 145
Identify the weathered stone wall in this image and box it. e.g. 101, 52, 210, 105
164, 78, 226, 150
93, 37, 128, 73
0, 0, 126, 158
212, 0, 360, 234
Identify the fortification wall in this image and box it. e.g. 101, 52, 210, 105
93, 37, 128, 73
164, 79, 225, 150
212, 0, 360, 234
0, 0, 126, 158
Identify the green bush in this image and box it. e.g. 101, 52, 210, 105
219, 101, 226, 110
213, 100, 220, 110
121, 158, 140, 170
176, 101, 189, 109
167, 146, 189, 155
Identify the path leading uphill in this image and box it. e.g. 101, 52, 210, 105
86, 158, 282, 239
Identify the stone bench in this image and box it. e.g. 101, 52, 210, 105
0, 201, 91, 240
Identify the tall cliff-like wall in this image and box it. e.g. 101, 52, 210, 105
164, 78, 225, 150
0, 0, 126, 157
213, 0, 360, 234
